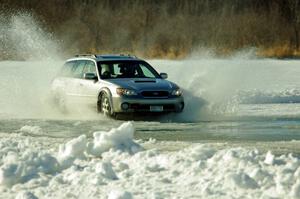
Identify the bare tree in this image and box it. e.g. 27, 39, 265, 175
286, 0, 300, 50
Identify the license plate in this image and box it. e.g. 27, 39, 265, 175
150, 105, 163, 112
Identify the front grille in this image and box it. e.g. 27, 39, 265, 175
141, 91, 169, 98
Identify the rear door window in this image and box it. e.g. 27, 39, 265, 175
61, 61, 76, 77
83, 61, 97, 74
72, 60, 86, 78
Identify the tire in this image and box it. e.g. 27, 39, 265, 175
175, 102, 185, 113
98, 93, 115, 117
53, 93, 68, 113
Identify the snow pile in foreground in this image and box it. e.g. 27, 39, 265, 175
19, 125, 43, 135
0, 122, 141, 187
0, 132, 60, 188
1, 123, 300, 198
57, 122, 143, 168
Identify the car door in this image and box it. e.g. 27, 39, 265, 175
66, 60, 87, 105
78, 60, 100, 107
52, 61, 76, 99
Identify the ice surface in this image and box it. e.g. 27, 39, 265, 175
0, 122, 300, 198
3, 59, 300, 121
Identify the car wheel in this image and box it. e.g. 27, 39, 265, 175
175, 102, 185, 113
53, 93, 68, 113
98, 93, 115, 117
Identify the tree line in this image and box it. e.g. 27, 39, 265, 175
1, 0, 300, 59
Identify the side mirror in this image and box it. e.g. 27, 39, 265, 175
84, 73, 97, 80
160, 73, 168, 79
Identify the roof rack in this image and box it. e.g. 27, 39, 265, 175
119, 54, 138, 58
75, 54, 97, 58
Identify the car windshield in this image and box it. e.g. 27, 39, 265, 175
97, 61, 161, 79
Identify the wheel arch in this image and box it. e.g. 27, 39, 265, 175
97, 87, 114, 113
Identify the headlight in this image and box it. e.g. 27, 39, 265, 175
116, 88, 138, 96
171, 89, 182, 96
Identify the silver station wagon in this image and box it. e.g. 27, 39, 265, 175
51, 54, 184, 117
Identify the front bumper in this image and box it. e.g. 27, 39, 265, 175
112, 96, 184, 113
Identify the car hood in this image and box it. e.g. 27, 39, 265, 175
106, 78, 178, 91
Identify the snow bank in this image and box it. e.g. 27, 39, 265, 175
87, 122, 143, 156
0, 122, 142, 189
238, 89, 300, 104
108, 190, 133, 199
57, 134, 87, 169
1, 122, 300, 198
0, 137, 59, 187
19, 125, 43, 135
57, 122, 143, 168
15, 191, 38, 199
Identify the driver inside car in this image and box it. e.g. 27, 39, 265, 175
117, 64, 136, 78
101, 64, 111, 79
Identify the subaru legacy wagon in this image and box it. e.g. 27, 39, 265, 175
51, 54, 184, 117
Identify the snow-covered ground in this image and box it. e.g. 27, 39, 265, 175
1, 122, 300, 199
2, 59, 300, 198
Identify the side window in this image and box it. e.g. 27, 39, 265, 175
72, 60, 86, 78
83, 61, 97, 74
61, 61, 75, 77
